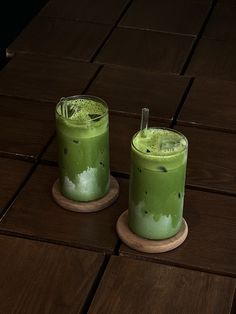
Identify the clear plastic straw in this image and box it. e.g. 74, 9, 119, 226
140, 107, 149, 135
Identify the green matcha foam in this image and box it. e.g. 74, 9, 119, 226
132, 128, 188, 170
133, 128, 187, 156
56, 96, 107, 123
56, 95, 108, 138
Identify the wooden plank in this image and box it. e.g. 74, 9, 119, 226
0, 164, 128, 254
0, 234, 104, 313
0, 157, 32, 213
89, 256, 236, 313
186, 38, 236, 81
0, 96, 54, 159
203, 4, 236, 40
95, 27, 194, 74
41, 115, 167, 173
177, 126, 236, 194
120, 188, 236, 276
87, 65, 190, 122
8, 16, 111, 62
0, 54, 99, 102
40, 0, 128, 24
120, 0, 210, 36
178, 78, 236, 132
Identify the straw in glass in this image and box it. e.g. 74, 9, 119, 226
140, 107, 149, 136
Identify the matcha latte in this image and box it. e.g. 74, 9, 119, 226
56, 95, 109, 202
128, 128, 188, 240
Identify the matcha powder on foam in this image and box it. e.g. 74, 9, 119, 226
57, 97, 107, 123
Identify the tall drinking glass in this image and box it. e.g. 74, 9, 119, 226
56, 95, 109, 202
128, 128, 188, 240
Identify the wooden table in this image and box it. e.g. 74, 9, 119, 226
0, 0, 235, 312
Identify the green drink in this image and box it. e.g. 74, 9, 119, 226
56, 95, 109, 202
128, 128, 188, 240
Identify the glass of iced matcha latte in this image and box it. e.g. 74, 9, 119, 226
128, 109, 188, 240
56, 95, 109, 202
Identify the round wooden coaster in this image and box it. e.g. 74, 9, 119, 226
116, 210, 188, 253
52, 176, 119, 213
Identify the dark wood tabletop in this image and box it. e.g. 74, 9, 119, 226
0, 0, 236, 313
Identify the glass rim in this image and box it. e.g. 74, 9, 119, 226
56, 94, 108, 123
131, 127, 188, 157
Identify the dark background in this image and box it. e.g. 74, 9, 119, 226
0, 0, 48, 67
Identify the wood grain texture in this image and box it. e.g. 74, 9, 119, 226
177, 126, 236, 194
8, 16, 111, 62
0, 54, 99, 102
203, 4, 236, 40
41, 115, 168, 173
40, 0, 128, 24
178, 78, 236, 132
116, 211, 188, 253
52, 176, 119, 213
89, 256, 236, 314
0, 234, 104, 313
87, 65, 190, 122
0, 164, 128, 253
120, 188, 236, 276
0, 157, 32, 212
186, 38, 236, 81
95, 27, 194, 74
120, 0, 210, 36
0, 96, 54, 158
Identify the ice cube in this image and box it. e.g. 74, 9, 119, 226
88, 114, 102, 121
67, 104, 76, 118
160, 138, 179, 150
157, 166, 167, 172
59, 101, 81, 119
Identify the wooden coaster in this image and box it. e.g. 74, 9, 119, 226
52, 176, 119, 213
116, 210, 188, 253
